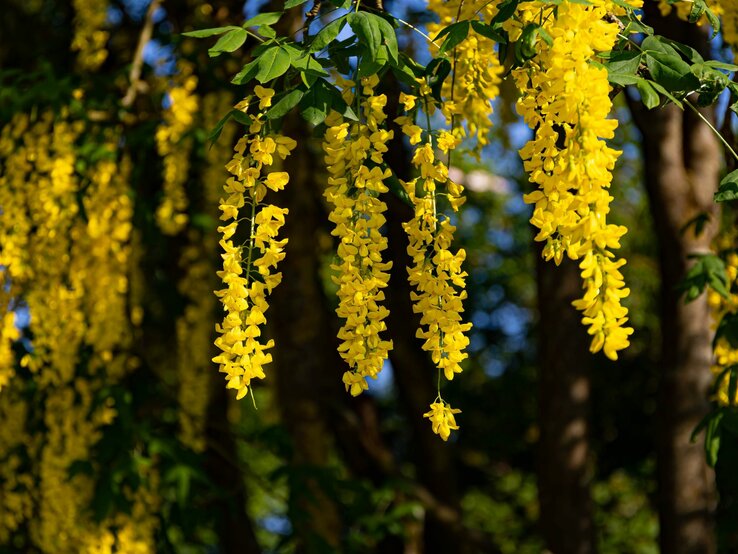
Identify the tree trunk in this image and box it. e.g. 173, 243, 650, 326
536, 253, 598, 554
269, 118, 343, 553
205, 382, 262, 554
630, 8, 720, 553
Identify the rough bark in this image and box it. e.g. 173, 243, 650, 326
629, 8, 720, 553
536, 254, 598, 554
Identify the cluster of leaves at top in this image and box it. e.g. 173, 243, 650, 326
184, 0, 738, 449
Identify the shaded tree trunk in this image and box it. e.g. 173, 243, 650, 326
630, 8, 720, 553
536, 254, 598, 554
205, 382, 262, 554
269, 118, 343, 553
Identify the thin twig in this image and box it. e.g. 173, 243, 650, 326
122, 0, 163, 108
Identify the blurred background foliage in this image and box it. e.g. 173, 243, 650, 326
1, 0, 736, 553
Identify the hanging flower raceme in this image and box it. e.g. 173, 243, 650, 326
396, 85, 470, 441
155, 66, 199, 236
71, 0, 109, 71
323, 74, 394, 396
511, 0, 636, 360
426, 0, 504, 149
213, 86, 296, 401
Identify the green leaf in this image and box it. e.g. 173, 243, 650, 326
490, 0, 521, 26
357, 44, 388, 77
310, 15, 347, 52
291, 54, 329, 87
243, 12, 282, 28
705, 7, 721, 38
256, 45, 292, 83
610, 0, 635, 9
644, 50, 700, 92
648, 80, 684, 107
658, 37, 703, 63
687, 0, 707, 23
681, 253, 730, 302
715, 169, 738, 203
348, 12, 382, 62
299, 78, 334, 125
437, 21, 470, 55
182, 26, 240, 38
258, 25, 277, 39
604, 50, 642, 80
716, 312, 738, 349
207, 109, 235, 144
425, 57, 452, 102
518, 23, 543, 61
705, 410, 723, 467
367, 13, 398, 64
231, 59, 259, 84
471, 21, 507, 43
266, 88, 305, 119
705, 60, 738, 72
285, 0, 309, 7
636, 79, 660, 109
208, 28, 248, 57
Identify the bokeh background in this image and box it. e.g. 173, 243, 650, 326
1, 0, 737, 553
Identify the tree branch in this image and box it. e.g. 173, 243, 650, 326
122, 0, 162, 108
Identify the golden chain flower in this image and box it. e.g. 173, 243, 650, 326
323, 75, 394, 396
512, 0, 637, 360
396, 84, 470, 440
213, 86, 296, 401
427, 0, 504, 149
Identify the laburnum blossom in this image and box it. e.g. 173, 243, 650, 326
213, 87, 296, 401
396, 84, 471, 440
155, 64, 199, 236
323, 74, 394, 396
426, 0, 504, 148
424, 400, 461, 442
510, 0, 640, 360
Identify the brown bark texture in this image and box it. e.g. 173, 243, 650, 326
630, 7, 720, 553
536, 253, 598, 554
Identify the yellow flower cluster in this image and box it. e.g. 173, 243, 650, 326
0, 111, 86, 383
0, 107, 158, 551
0, 388, 34, 542
396, 87, 470, 440
512, 0, 635, 360
323, 75, 394, 396
0, 301, 18, 391
213, 87, 296, 401
156, 68, 199, 235
71, 0, 109, 71
73, 152, 134, 372
424, 400, 461, 441
721, 1, 738, 52
427, 0, 504, 148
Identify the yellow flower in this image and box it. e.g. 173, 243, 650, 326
214, 97, 295, 401
323, 77, 394, 394
512, 0, 633, 360
424, 400, 461, 441
254, 85, 275, 109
